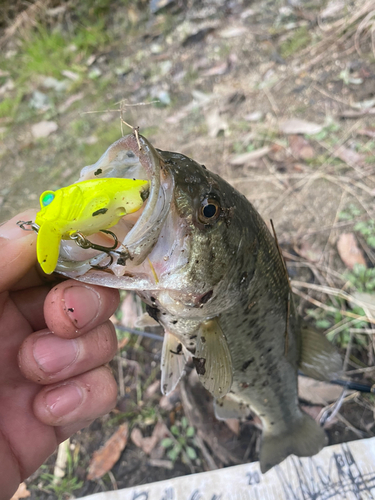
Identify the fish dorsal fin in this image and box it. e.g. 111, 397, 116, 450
37, 221, 62, 274
299, 324, 343, 381
214, 394, 251, 420
194, 318, 233, 399
160, 331, 189, 395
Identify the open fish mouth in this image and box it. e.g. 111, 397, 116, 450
56, 134, 174, 285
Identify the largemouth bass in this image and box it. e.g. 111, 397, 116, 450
27, 133, 342, 472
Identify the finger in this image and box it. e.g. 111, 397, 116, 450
33, 366, 117, 427
19, 321, 118, 384
0, 210, 39, 293
44, 281, 120, 339
10, 285, 51, 331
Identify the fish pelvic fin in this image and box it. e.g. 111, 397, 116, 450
299, 324, 343, 381
161, 331, 189, 395
36, 221, 62, 274
194, 318, 233, 399
260, 412, 327, 474
214, 394, 251, 420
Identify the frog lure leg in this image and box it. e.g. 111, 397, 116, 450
17, 177, 149, 274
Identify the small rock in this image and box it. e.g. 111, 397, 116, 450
31, 120, 58, 139
29, 91, 50, 110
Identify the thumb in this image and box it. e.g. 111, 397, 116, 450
0, 210, 38, 293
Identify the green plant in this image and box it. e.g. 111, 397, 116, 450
339, 204, 375, 249
346, 264, 375, 293
280, 26, 311, 58
161, 417, 199, 463
38, 443, 83, 499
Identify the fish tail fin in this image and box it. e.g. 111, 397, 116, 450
259, 412, 327, 473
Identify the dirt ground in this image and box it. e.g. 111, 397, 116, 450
1, 0, 375, 498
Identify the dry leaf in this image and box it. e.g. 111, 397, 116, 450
131, 422, 168, 455
295, 241, 323, 262
279, 118, 323, 135
289, 134, 315, 160
205, 108, 228, 138
229, 146, 271, 166
357, 128, 375, 138
334, 146, 364, 166
298, 377, 344, 405
31, 120, 58, 139
10, 483, 30, 499
337, 233, 367, 270
87, 423, 129, 480
224, 418, 240, 436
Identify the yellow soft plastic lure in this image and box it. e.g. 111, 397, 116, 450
35, 178, 149, 274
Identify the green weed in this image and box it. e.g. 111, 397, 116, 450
280, 26, 311, 59
161, 417, 199, 463
37, 442, 83, 500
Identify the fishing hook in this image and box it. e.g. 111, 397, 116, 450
17, 220, 40, 232
70, 230, 130, 268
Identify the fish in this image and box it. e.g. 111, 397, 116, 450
33, 178, 149, 274
28, 133, 342, 472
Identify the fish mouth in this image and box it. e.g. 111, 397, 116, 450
57, 134, 174, 284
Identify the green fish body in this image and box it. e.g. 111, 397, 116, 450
55, 134, 342, 472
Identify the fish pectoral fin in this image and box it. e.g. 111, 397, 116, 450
214, 394, 251, 420
160, 331, 189, 395
260, 412, 327, 473
194, 318, 233, 399
299, 324, 343, 381
37, 221, 62, 274
135, 312, 160, 330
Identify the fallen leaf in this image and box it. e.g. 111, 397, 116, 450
10, 483, 30, 500
244, 111, 263, 122
357, 128, 375, 139
61, 69, 80, 81
87, 423, 129, 480
58, 92, 84, 113
144, 379, 161, 400
131, 422, 168, 455
219, 26, 247, 38
339, 107, 375, 118
289, 134, 315, 160
31, 120, 58, 139
334, 146, 364, 166
298, 377, 344, 405
279, 118, 323, 135
295, 241, 323, 262
337, 233, 367, 270
203, 61, 229, 76
320, 0, 346, 19
224, 418, 240, 436
229, 146, 271, 166
205, 108, 228, 138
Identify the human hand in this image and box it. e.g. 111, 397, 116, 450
0, 211, 120, 500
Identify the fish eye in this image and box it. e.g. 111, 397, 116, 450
199, 198, 221, 224
41, 191, 55, 207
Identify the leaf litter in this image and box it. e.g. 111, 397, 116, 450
1, 0, 375, 497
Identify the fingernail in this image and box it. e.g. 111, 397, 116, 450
33, 334, 79, 373
45, 383, 83, 417
63, 286, 100, 329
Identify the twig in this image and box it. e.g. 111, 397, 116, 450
292, 287, 375, 325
